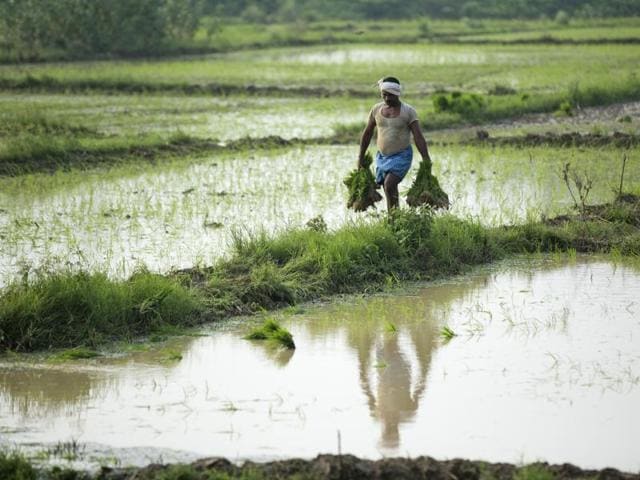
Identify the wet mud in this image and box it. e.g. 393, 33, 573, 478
468, 131, 640, 148
0, 77, 372, 98
97, 455, 640, 480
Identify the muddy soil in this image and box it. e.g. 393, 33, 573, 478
96, 455, 640, 480
469, 131, 640, 148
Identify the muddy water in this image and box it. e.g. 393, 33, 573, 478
1, 259, 638, 471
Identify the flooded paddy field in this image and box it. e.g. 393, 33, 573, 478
1, 31, 640, 479
2, 43, 639, 94
0, 93, 367, 141
1, 144, 637, 285
1, 258, 639, 471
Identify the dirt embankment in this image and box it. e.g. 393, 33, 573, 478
97, 455, 640, 480
469, 131, 640, 148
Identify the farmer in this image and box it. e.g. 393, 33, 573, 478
358, 76, 433, 210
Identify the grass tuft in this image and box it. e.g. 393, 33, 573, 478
245, 318, 295, 350
0, 269, 203, 351
0, 450, 36, 480
2, 196, 639, 352
514, 464, 555, 480
440, 325, 457, 341
51, 347, 100, 361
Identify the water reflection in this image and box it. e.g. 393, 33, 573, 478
0, 259, 639, 471
0, 366, 107, 418
363, 331, 432, 449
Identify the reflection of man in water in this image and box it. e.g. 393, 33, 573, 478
374, 334, 418, 447
353, 321, 436, 449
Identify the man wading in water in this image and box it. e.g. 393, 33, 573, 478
358, 76, 433, 210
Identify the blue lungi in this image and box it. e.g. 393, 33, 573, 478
375, 145, 413, 185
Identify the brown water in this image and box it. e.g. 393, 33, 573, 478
1, 258, 639, 471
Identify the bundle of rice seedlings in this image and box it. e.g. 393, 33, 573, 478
245, 317, 295, 349
406, 157, 449, 209
344, 151, 383, 211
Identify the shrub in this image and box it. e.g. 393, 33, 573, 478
432, 92, 486, 116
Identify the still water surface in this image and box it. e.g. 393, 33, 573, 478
1, 259, 638, 471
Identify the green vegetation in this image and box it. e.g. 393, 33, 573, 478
245, 317, 295, 349
0, 451, 35, 480
0, 0, 203, 61
514, 464, 556, 480
405, 157, 450, 209
440, 325, 457, 341
1, 1, 638, 62
50, 347, 101, 361
0, 269, 203, 351
2, 193, 638, 353
344, 151, 382, 211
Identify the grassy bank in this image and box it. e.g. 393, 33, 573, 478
1, 195, 638, 353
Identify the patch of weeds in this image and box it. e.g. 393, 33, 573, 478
384, 321, 397, 333
514, 464, 555, 480
162, 349, 183, 362
555, 100, 574, 116
48, 466, 89, 480
305, 215, 327, 233
151, 464, 268, 479
245, 318, 295, 349
51, 347, 100, 361
48, 440, 84, 462
561, 162, 593, 215
440, 325, 457, 341
149, 334, 169, 343
0, 450, 36, 480
488, 84, 517, 96
432, 91, 486, 116
618, 115, 633, 123
122, 342, 150, 352
282, 305, 306, 316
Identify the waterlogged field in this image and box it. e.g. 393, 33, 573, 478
2, 31, 640, 475
1, 258, 639, 471
0, 93, 367, 141
2, 43, 639, 95
1, 144, 637, 285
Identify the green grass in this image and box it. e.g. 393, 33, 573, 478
245, 317, 295, 349
50, 347, 101, 361
1, 43, 638, 97
1, 193, 639, 353
422, 75, 640, 129
0, 451, 36, 480
440, 325, 457, 341
4, 17, 637, 63
514, 464, 555, 480
0, 268, 203, 351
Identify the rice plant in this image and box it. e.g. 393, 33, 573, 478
245, 318, 295, 350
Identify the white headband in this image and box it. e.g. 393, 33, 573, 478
378, 79, 402, 96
